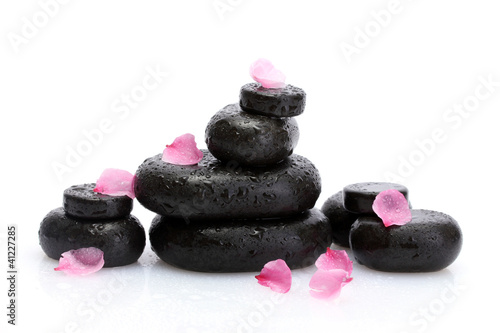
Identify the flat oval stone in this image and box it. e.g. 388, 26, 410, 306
205, 103, 299, 166
321, 191, 359, 247
239, 83, 306, 117
63, 183, 133, 220
343, 182, 409, 214
349, 209, 462, 272
39, 207, 146, 267
134, 150, 321, 220
149, 208, 332, 272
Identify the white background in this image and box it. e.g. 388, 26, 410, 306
1, 0, 499, 332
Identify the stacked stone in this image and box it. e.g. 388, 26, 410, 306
135, 82, 332, 272
321, 182, 462, 272
322, 182, 410, 248
39, 183, 146, 267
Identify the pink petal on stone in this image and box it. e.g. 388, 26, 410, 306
249, 58, 286, 89
255, 259, 292, 293
372, 189, 412, 227
94, 168, 135, 199
162, 133, 204, 166
315, 248, 353, 275
309, 269, 352, 300
54, 247, 105, 276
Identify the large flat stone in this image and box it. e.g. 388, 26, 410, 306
149, 208, 332, 272
349, 209, 462, 272
134, 150, 321, 220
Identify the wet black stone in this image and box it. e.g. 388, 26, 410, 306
321, 191, 359, 247
343, 182, 409, 214
149, 208, 332, 272
205, 103, 299, 166
39, 207, 146, 267
63, 183, 133, 220
239, 83, 306, 117
134, 150, 321, 220
349, 209, 463, 272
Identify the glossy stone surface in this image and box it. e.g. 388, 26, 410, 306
149, 208, 332, 272
205, 103, 299, 166
39, 207, 146, 267
63, 183, 133, 220
239, 83, 306, 117
349, 209, 463, 272
321, 191, 359, 247
343, 182, 409, 214
134, 150, 321, 220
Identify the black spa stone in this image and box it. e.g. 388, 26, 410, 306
349, 209, 463, 272
149, 208, 332, 272
63, 183, 133, 220
321, 191, 359, 247
239, 83, 306, 117
205, 103, 299, 166
39, 207, 146, 267
134, 150, 321, 220
343, 182, 409, 214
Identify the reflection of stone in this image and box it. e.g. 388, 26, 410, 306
145, 261, 257, 331
137, 249, 159, 268
36, 254, 148, 330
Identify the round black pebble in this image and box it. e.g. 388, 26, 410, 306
149, 208, 332, 272
205, 103, 299, 166
343, 182, 409, 214
63, 183, 133, 220
239, 83, 306, 117
321, 191, 359, 247
39, 207, 146, 267
134, 150, 321, 220
349, 209, 463, 272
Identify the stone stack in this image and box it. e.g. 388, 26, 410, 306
39, 183, 146, 267
321, 182, 463, 272
135, 82, 332, 272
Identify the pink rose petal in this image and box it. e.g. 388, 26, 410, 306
162, 133, 204, 166
315, 248, 353, 275
309, 248, 353, 300
94, 168, 135, 199
255, 259, 292, 293
249, 58, 286, 89
309, 269, 353, 299
372, 189, 412, 227
54, 247, 105, 276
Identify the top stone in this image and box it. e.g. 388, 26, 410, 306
239, 83, 306, 118
343, 182, 409, 214
63, 183, 133, 220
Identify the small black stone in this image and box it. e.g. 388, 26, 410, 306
149, 209, 332, 272
205, 103, 299, 166
343, 182, 409, 214
63, 183, 133, 220
39, 207, 146, 267
134, 150, 321, 220
321, 191, 359, 247
349, 209, 463, 272
239, 83, 306, 117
